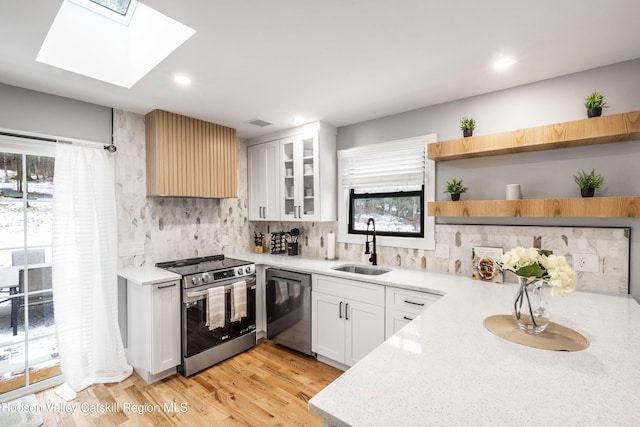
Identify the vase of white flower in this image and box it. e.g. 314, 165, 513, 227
501, 247, 576, 335
513, 276, 550, 334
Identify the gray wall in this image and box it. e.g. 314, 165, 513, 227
0, 83, 112, 143
337, 58, 640, 300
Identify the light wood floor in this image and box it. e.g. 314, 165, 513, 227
35, 340, 342, 426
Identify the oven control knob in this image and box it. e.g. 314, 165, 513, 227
237, 268, 243, 276
191, 276, 200, 286
201, 273, 210, 283
245, 266, 252, 274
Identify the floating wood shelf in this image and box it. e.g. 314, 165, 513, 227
427, 196, 640, 218
427, 110, 640, 161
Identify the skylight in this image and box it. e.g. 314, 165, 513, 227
37, 0, 195, 88
91, 0, 133, 16
68, 0, 138, 25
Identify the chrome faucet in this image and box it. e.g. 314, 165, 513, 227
364, 217, 377, 266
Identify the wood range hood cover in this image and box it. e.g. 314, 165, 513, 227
145, 109, 237, 198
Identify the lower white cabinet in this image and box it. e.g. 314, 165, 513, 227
126, 279, 181, 383
385, 286, 441, 339
312, 275, 385, 367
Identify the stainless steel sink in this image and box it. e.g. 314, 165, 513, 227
331, 264, 391, 275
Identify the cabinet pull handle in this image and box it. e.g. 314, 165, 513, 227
403, 316, 414, 321
404, 299, 424, 306
345, 303, 349, 320
157, 283, 177, 289
339, 301, 342, 319
262, 206, 266, 218
293, 205, 297, 218
298, 206, 302, 217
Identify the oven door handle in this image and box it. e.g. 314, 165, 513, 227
186, 280, 256, 299
186, 289, 209, 299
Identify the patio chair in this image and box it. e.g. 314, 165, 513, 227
11, 249, 46, 266
12, 266, 53, 336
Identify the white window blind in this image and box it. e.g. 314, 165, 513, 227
338, 139, 426, 188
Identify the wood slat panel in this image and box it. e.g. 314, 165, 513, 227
146, 109, 237, 198
427, 110, 640, 160
428, 196, 640, 218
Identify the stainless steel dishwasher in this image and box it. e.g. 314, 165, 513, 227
265, 268, 312, 355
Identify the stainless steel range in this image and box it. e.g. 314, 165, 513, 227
156, 255, 256, 376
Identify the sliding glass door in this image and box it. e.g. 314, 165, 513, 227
0, 138, 60, 399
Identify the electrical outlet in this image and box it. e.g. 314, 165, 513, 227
435, 244, 449, 258
573, 253, 599, 273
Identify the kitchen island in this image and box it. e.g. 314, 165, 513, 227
234, 254, 640, 427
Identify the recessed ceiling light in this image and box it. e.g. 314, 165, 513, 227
294, 116, 305, 124
174, 75, 191, 86
493, 57, 516, 70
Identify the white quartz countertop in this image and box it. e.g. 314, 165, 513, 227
118, 266, 181, 286
231, 253, 640, 427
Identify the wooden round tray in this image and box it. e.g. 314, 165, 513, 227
483, 314, 589, 351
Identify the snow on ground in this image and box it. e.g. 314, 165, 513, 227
0, 169, 53, 267
0, 324, 57, 379
353, 211, 419, 233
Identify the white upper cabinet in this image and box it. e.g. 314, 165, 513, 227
248, 140, 280, 220
248, 121, 337, 222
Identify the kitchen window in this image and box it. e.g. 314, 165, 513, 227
337, 135, 436, 250
349, 186, 424, 237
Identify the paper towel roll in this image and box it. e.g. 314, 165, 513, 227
326, 232, 336, 260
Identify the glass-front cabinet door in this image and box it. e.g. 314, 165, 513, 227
282, 137, 296, 220
281, 133, 319, 221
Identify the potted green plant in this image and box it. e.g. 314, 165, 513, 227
444, 178, 468, 201
573, 168, 604, 197
584, 91, 608, 118
460, 117, 476, 137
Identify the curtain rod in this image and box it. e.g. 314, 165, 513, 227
0, 129, 116, 152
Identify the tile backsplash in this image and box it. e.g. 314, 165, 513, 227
114, 110, 251, 267
113, 109, 629, 296
253, 221, 630, 295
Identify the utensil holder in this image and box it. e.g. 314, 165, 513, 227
287, 242, 299, 256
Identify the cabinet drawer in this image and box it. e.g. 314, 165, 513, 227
385, 286, 441, 314
313, 274, 385, 306
385, 307, 418, 339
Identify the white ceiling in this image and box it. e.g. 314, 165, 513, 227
1, 0, 639, 139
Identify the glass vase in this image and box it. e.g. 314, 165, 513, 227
512, 276, 550, 334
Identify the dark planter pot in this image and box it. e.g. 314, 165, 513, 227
450, 193, 461, 201
587, 107, 602, 118
463, 129, 473, 137
580, 188, 595, 198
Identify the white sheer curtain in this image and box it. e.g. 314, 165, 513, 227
52, 143, 131, 398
